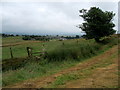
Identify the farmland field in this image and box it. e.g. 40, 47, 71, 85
2, 36, 88, 60
2, 35, 119, 88
2, 36, 24, 45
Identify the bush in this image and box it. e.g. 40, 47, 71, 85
22, 36, 31, 40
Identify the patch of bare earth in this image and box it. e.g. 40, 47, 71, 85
5, 45, 118, 88
64, 63, 118, 88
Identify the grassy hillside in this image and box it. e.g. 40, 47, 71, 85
2, 35, 118, 87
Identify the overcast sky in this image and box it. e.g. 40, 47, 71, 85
0, 1, 119, 35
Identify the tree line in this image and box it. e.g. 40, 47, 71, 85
1, 33, 81, 41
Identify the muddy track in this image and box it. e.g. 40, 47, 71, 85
5, 45, 118, 88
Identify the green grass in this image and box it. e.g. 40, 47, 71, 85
2, 35, 118, 60
49, 73, 81, 88
2, 36, 24, 45
2, 35, 118, 86
2, 38, 88, 59
2, 59, 79, 86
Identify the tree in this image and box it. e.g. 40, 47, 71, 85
78, 7, 116, 42
76, 35, 79, 38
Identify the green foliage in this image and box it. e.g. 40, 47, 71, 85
22, 36, 31, 40
22, 35, 50, 41
79, 7, 116, 42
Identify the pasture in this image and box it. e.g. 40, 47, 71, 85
2, 36, 88, 60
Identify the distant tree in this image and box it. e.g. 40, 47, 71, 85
10, 34, 14, 37
2, 34, 6, 37
78, 7, 116, 42
16, 34, 19, 36
81, 35, 87, 39
22, 36, 31, 40
76, 35, 79, 38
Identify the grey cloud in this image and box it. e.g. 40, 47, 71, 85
1, 2, 118, 35
118, 1, 120, 34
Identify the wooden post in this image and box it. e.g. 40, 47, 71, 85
10, 47, 13, 58
30, 48, 32, 56
27, 47, 30, 57
27, 47, 32, 57
77, 40, 78, 44
42, 44, 45, 52
62, 42, 64, 45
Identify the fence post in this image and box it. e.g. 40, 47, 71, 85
77, 40, 78, 44
42, 44, 45, 52
10, 47, 13, 58
27, 47, 32, 57
62, 42, 64, 45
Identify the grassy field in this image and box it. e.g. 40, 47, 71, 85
2, 35, 117, 60
2, 36, 25, 45
2, 37, 91, 59
2, 35, 118, 87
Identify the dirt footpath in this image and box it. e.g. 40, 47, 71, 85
64, 63, 118, 88
5, 45, 118, 88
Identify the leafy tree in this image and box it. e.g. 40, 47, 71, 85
78, 7, 116, 42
